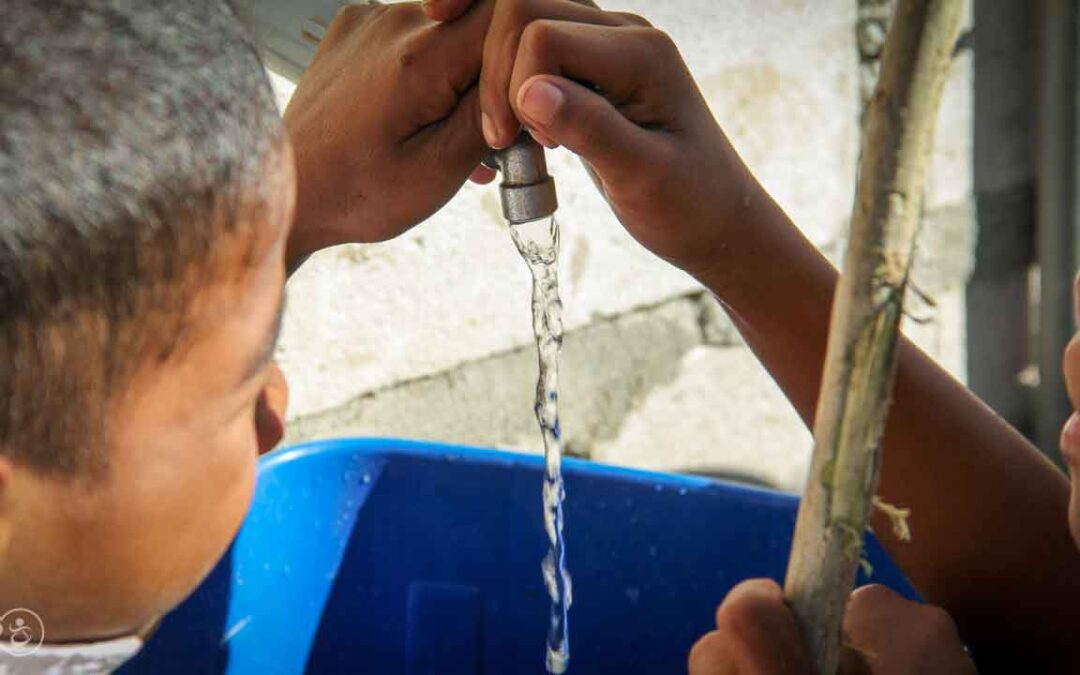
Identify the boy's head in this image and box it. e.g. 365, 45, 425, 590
0, 0, 294, 640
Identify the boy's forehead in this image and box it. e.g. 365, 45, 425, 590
129, 247, 285, 414
246, 141, 297, 261
136, 144, 293, 388
202, 140, 296, 284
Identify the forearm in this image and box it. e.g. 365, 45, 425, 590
696, 189, 1080, 668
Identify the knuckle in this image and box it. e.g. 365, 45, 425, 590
613, 11, 652, 27
687, 630, 731, 673
843, 585, 902, 641
498, 0, 531, 29
920, 604, 959, 636
332, 3, 364, 24
323, 5, 364, 45
636, 27, 679, 58
384, 2, 424, 27
519, 19, 558, 55
398, 32, 427, 68
338, 2, 389, 28
847, 584, 895, 616
713, 581, 783, 640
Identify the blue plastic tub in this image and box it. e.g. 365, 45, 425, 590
121, 438, 913, 674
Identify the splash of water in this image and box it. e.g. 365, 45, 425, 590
509, 215, 571, 674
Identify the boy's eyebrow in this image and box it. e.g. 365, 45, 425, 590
242, 291, 286, 385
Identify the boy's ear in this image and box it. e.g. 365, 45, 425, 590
255, 363, 289, 456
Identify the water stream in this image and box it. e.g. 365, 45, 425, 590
508, 215, 571, 674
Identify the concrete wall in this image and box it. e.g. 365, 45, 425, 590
270, 0, 975, 493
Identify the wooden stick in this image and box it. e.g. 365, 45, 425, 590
782, 1, 963, 672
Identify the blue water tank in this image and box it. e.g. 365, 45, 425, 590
121, 438, 913, 674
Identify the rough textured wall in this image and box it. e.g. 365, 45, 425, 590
271, 0, 974, 492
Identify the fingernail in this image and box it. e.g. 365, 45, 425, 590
518, 79, 564, 127
481, 112, 501, 149
525, 125, 558, 149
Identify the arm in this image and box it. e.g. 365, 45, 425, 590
456, 1, 1080, 666
699, 184, 1080, 669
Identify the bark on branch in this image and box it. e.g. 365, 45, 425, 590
782, 1, 964, 672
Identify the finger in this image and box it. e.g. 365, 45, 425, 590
687, 630, 739, 675
509, 21, 681, 133
480, 0, 642, 148
844, 585, 974, 674
844, 585, 914, 637
1066, 333, 1080, 411
515, 74, 660, 183
393, 2, 493, 135
421, 0, 478, 22
709, 579, 814, 673
510, 21, 667, 114
469, 163, 497, 184
417, 86, 488, 191
837, 646, 873, 675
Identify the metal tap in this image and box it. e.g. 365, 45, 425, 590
484, 132, 558, 224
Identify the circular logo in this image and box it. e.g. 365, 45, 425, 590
0, 608, 44, 657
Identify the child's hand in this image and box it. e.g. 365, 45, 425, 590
425, 0, 766, 278
689, 580, 974, 674
688, 579, 813, 674
1060, 274, 1080, 545
284, 2, 493, 260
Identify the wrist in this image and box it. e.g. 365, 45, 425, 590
692, 194, 839, 340
684, 180, 781, 293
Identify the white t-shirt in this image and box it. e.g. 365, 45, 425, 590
0, 634, 142, 674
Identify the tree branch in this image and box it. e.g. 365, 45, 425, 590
782, 1, 964, 672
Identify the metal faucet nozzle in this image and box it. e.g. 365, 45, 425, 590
483, 133, 558, 224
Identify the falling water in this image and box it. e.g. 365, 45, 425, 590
509, 214, 571, 674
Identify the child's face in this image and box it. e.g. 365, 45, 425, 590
0, 145, 296, 642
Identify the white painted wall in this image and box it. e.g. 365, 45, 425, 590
270, 1, 973, 492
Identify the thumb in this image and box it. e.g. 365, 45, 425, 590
515, 74, 657, 181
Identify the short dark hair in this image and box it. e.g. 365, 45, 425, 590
0, 0, 282, 474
